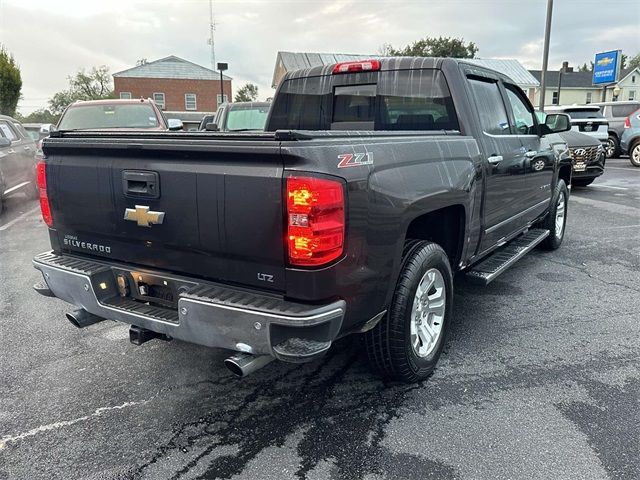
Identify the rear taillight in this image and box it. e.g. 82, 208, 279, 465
36, 161, 53, 227
286, 176, 345, 266
624, 116, 631, 128
332, 60, 380, 74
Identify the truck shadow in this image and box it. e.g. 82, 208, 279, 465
132, 334, 458, 479
130, 277, 512, 479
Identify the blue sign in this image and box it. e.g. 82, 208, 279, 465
593, 50, 620, 85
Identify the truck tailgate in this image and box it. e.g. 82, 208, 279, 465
44, 135, 285, 291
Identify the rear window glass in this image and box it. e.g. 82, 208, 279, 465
268, 69, 459, 131
563, 109, 604, 119
225, 106, 270, 131
58, 104, 160, 130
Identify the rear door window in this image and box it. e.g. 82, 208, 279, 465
268, 69, 459, 131
611, 104, 639, 117
467, 77, 510, 135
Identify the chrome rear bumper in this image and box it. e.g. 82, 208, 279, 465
33, 252, 344, 361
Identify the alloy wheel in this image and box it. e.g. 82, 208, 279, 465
410, 268, 446, 358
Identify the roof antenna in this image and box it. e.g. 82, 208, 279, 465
208, 0, 217, 70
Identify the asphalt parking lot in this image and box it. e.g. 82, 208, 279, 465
0, 158, 638, 480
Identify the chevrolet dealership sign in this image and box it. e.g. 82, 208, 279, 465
592, 50, 621, 85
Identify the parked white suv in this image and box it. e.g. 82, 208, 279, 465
545, 105, 609, 148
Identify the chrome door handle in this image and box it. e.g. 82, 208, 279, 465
23, 146, 32, 150
524, 150, 538, 158
7, 149, 15, 154
487, 155, 503, 164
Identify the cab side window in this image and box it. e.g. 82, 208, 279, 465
504, 84, 536, 135
468, 77, 510, 135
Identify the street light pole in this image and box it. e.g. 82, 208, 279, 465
538, 0, 554, 112
217, 62, 228, 108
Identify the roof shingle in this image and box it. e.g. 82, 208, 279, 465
113, 56, 232, 80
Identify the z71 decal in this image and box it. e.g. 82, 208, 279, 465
337, 152, 374, 168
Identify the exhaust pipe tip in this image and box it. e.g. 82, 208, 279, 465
66, 309, 104, 329
224, 357, 245, 377
224, 353, 274, 377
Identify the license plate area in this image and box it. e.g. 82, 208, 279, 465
92, 268, 198, 311
573, 160, 587, 172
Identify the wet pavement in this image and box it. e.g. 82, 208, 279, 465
1, 158, 638, 479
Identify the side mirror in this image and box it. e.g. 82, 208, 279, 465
544, 113, 571, 133
167, 119, 183, 131
205, 122, 219, 132
0, 137, 10, 147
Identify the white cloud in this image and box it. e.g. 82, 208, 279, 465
0, 0, 638, 114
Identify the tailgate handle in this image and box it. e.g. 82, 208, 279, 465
122, 170, 160, 199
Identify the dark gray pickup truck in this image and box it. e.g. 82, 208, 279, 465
33, 58, 573, 383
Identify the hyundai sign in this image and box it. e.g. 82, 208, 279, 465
592, 50, 621, 85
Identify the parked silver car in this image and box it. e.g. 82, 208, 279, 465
0, 115, 38, 215
591, 101, 640, 157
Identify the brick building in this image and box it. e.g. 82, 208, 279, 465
113, 56, 232, 115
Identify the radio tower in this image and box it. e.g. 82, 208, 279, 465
208, 0, 216, 70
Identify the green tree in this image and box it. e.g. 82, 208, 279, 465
383, 36, 478, 58
49, 65, 114, 115
0, 45, 22, 116
621, 53, 628, 69
629, 53, 640, 70
15, 108, 59, 124
234, 83, 259, 102
578, 62, 591, 72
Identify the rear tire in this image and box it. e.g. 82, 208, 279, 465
540, 179, 568, 250
364, 241, 453, 383
606, 135, 620, 158
630, 142, 640, 168
572, 178, 594, 187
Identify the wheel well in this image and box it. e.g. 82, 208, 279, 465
558, 165, 572, 186
608, 131, 618, 139
405, 205, 465, 266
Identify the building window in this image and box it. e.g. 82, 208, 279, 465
185, 93, 197, 110
153, 92, 165, 109
552, 91, 559, 105
216, 94, 228, 107
630, 91, 637, 101
120, 92, 132, 100
632, 75, 636, 83
586, 92, 592, 104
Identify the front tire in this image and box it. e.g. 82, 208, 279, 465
606, 135, 620, 158
540, 179, 568, 250
630, 142, 640, 168
364, 241, 453, 383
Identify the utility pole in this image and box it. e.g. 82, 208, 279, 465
208, 0, 216, 71
538, 0, 553, 112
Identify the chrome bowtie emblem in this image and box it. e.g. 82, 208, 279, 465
124, 205, 165, 227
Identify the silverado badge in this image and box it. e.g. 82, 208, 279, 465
124, 205, 165, 227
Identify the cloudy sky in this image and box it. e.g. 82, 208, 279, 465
1, 0, 638, 114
